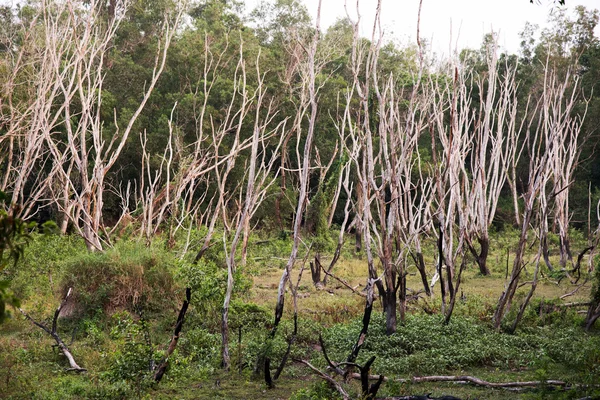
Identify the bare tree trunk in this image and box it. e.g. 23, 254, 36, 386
493, 198, 534, 330
270, 0, 323, 347
444, 256, 466, 325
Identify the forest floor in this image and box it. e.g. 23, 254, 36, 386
1, 232, 599, 399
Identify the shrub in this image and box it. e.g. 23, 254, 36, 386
4, 231, 82, 301
176, 248, 253, 331
290, 381, 342, 400
104, 311, 155, 388
58, 241, 179, 318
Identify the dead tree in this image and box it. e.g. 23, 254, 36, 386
268, 0, 324, 370
346, 0, 398, 332
153, 288, 191, 383
464, 40, 521, 276
0, 7, 74, 220
492, 76, 556, 329
507, 187, 549, 333
427, 62, 472, 320
221, 52, 287, 370
342, 0, 436, 332
295, 278, 384, 400
54, 0, 181, 250
1, 0, 184, 250
345, 0, 402, 334
310, 141, 354, 288
19, 288, 86, 372
266, 257, 309, 386
545, 68, 588, 269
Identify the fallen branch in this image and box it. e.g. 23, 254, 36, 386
19, 288, 86, 372
350, 373, 598, 390
570, 246, 594, 281
560, 276, 590, 300
376, 396, 463, 400
295, 359, 349, 400
153, 287, 191, 383
321, 266, 366, 297
555, 302, 591, 308
296, 278, 384, 399
400, 375, 570, 388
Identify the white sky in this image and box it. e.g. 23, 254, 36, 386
244, 0, 600, 56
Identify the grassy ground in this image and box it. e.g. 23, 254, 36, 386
0, 231, 599, 399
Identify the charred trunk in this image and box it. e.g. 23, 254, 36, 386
476, 236, 490, 276
154, 288, 191, 382
384, 289, 397, 335
414, 252, 431, 296
559, 235, 573, 269
310, 255, 323, 289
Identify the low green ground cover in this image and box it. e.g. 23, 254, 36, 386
1, 230, 599, 399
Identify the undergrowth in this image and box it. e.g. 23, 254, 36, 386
1, 229, 599, 399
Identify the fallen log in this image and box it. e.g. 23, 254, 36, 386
351, 373, 596, 390
376, 396, 462, 400
19, 288, 86, 372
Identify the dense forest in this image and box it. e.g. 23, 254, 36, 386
1, 0, 600, 399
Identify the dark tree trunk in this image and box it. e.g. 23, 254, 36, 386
436, 224, 447, 311
414, 252, 431, 296
19, 288, 86, 372
444, 258, 466, 325
474, 236, 490, 276
310, 255, 323, 289
398, 272, 406, 322
493, 205, 532, 329
585, 306, 600, 331
384, 289, 397, 335
542, 236, 554, 271
559, 235, 573, 268
346, 279, 375, 365
355, 228, 362, 253
154, 288, 191, 382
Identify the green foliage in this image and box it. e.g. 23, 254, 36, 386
0, 190, 34, 323
229, 300, 271, 331
26, 376, 133, 400
290, 381, 342, 400
6, 232, 84, 301
58, 241, 179, 318
322, 313, 600, 378
177, 327, 219, 367
176, 246, 253, 330
104, 312, 155, 387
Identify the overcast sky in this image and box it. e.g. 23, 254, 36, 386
244, 0, 600, 56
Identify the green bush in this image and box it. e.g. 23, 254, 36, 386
58, 241, 179, 318
4, 231, 82, 305
104, 311, 155, 386
290, 381, 342, 400
177, 326, 219, 366
176, 249, 252, 331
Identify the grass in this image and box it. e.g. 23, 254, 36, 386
0, 229, 599, 399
